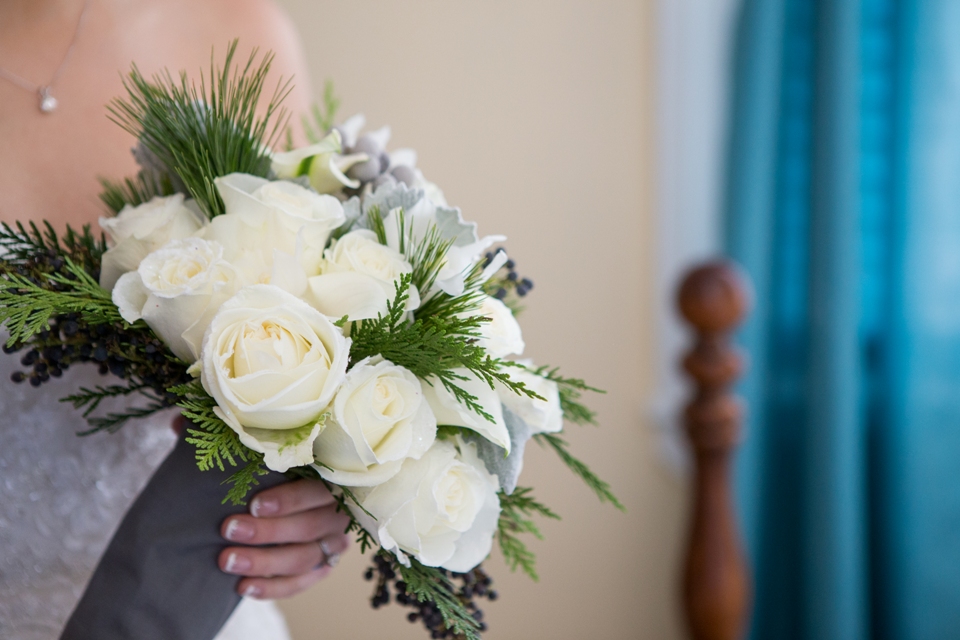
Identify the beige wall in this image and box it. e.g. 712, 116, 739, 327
271, 1, 686, 638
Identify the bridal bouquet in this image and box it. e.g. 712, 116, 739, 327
0, 44, 621, 639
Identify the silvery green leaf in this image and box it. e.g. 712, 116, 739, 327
362, 182, 424, 216
466, 405, 533, 495
434, 207, 479, 247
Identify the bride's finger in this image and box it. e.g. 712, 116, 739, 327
220, 540, 323, 577
249, 479, 336, 517
236, 565, 333, 600
222, 506, 351, 545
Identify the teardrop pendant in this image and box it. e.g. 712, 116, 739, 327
38, 87, 58, 113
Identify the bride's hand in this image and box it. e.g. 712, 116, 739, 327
217, 479, 352, 599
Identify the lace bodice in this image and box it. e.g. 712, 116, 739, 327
0, 354, 289, 640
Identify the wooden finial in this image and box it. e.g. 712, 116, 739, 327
677, 261, 752, 640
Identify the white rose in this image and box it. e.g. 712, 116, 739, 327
203, 174, 346, 295
306, 229, 420, 321
473, 295, 524, 358
99, 194, 206, 290
201, 285, 350, 472
113, 238, 239, 362
422, 368, 510, 452
497, 362, 563, 434
348, 437, 500, 572
312, 356, 436, 486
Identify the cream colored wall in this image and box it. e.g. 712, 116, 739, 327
271, 1, 686, 638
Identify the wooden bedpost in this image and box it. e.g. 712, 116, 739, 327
677, 261, 752, 640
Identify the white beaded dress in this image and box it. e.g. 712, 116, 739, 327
0, 353, 290, 640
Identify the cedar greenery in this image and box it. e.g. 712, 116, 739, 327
397, 557, 483, 640
535, 433, 626, 512
497, 487, 560, 581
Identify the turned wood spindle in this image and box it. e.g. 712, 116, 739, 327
677, 261, 752, 640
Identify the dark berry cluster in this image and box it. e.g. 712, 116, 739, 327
482, 248, 534, 302
364, 554, 497, 639
6, 311, 189, 406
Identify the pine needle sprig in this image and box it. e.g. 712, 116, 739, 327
497, 487, 560, 581
396, 556, 483, 640
535, 433, 625, 512
0, 221, 106, 273
108, 40, 291, 217
302, 80, 341, 143
415, 259, 488, 321
62, 381, 151, 417
98, 174, 175, 214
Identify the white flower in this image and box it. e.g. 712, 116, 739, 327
421, 368, 510, 452
347, 437, 500, 572
202, 174, 345, 296
112, 238, 239, 362
271, 130, 367, 195
498, 362, 563, 434
312, 357, 436, 486
473, 295, 524, 358
99, 194, 206, 290
306, 229, 420, 321
200, 285, 350, 472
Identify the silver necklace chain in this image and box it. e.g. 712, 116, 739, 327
0, 0, 91, 114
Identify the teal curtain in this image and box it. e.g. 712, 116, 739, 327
725, 0, 960, 638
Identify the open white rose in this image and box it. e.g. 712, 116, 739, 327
312, 356, 436, 486
200, 285, 350, 472
497, 362, 563, 434
473, 295, 524, 358
113, 238, 239, 362
99, 194, 206, 291
422, 368, 510, 452
306, 229, 420, 321
347, 437, 500, 572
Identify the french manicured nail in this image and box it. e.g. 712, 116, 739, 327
251, 497, 278, 517
224, 518, 255, 542
224, 552, 252, 574
242, 584, 263, 598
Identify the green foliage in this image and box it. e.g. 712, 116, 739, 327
522, 363, 605, 426
107, 40, 291, 217
98, 173, 175, 214
302, 80, 341, 143
350, 274, 543, 423
497, 487, 560, 581
0, 220, 105, 273
396, 555, 483, 640
62, 382, 167, 436
535, 433, 625, 512
415, 256, 487, 321
0, 257, 124, 346
170, 381, 264, 505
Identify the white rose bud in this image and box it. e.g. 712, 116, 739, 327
113, 238, 239, 362
306, 229, 420, 321
421, 368, 510, 452
497, 362, 563, 434
99, 194, 206, 291
348, 437, 500, 572
201, 285, 350, 472
473, 295, 524, 358
312, 356, 436, 486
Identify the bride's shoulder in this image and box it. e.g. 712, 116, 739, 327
119, 0, 312, 108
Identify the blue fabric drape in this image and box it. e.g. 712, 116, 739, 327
725, 0, 960, 638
